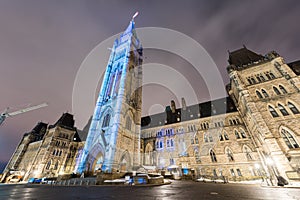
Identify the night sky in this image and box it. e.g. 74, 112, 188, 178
0, 0, 299, 166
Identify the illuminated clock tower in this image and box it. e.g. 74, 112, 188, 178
77, 16, 143, 173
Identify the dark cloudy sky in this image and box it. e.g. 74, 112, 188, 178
0, 0, 299, 165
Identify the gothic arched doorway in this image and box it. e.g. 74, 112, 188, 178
119, 151, 131, 172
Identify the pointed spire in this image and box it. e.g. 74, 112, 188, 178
123, 12, 139, 35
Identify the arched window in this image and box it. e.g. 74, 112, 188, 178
219, 133, 224, 141
54, 161, 58, 170
226, 148, 234, 162
278, 104, 289, 116
159, 141, 163, 149
281, 128, 299, 149
195, 137, 199, 144
125, 116, 131, 130
279, 85, 287, 94
240, 129, 247, 138
235, 130, 241, 139
288, 102, 300, 114
270, 72, 275, 79
243, 146, 253, 160
210, 150, 217, 162
224, 132, 229, 140
102, 113, 111, 128
46, 161, 51, 170
273, 87, 281, 95
268, 105, 279, 117
261, 89, 269, 98
52, 149, 56, 155
204, 134, 208, 143
208, 134, 213, 142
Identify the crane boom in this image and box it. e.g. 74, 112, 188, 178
7, 103, 48, 116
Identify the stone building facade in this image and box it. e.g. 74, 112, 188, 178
1, 20, 300, 185
1, 113, 83, 182
141, 47, 300, 184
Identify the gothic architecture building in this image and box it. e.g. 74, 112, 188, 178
76, 19, 143, 174
0, 113, 83, 183
141, 46, 300, 184
1, 21, 300, 185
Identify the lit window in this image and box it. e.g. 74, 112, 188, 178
269, 105, 279, 117
240, 129, 247, 138
262, 89, 269, 98
281, 128, 299, 149
278, 104, 289, 116
235, 130, 240, 139
224, 132, 229, 140
288, 102, 300, 114
230, 169, 235, 176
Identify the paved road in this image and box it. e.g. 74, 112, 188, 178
0, 180, 299, 200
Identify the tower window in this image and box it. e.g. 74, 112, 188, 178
278, 104, 289, 116
204, 134, 208, 143
224, 132, 229, 140
240, 129, 247, 138
102, 113, 111, 128
268, 106, 279, 117
210, 150, 217, 162
236, 169, 242, 176
279, 85, 287, 94
46, 161, 51, 170
125, 116, 131, 130
243, 146, 253, 160
281, 128, 299, 149
269, 72, 276, 79
235, 130, 241, 139
288, 102, 300, 114
273, 87, 281, 95
261, 89, 269, 98
219, 133, 224, 141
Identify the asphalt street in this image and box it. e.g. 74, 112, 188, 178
0, 180, 299, 200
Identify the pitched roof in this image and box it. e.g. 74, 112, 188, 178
288, 60, 300, 75
228, 46, 265, 68
141, 97, 237, 129
49, 113, 75, 130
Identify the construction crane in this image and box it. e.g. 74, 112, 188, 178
0, 103, 48, 126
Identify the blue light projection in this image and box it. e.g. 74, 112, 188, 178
76, 19, 142, 173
